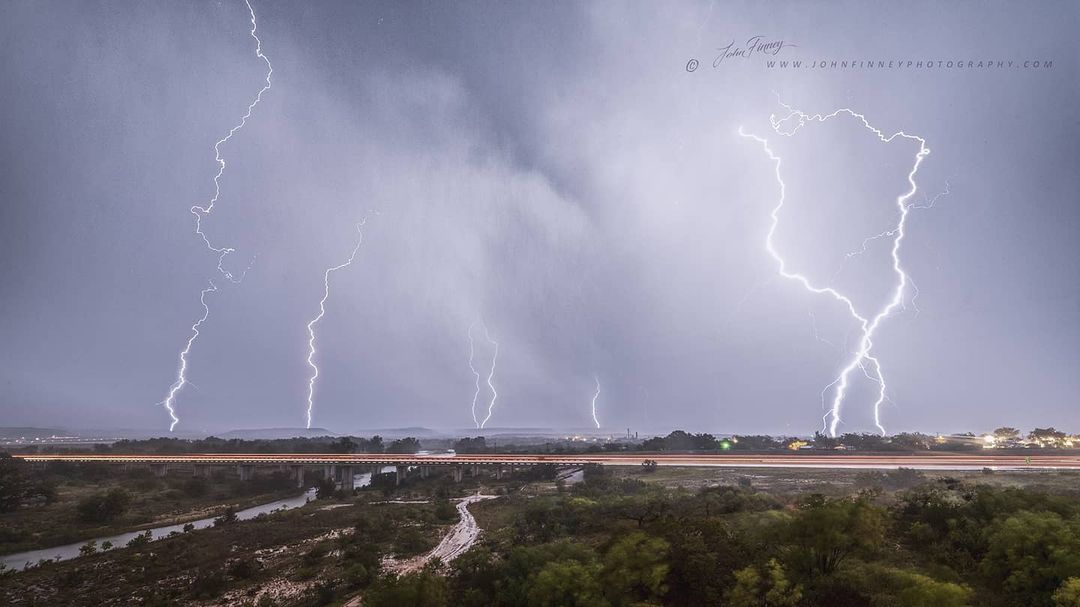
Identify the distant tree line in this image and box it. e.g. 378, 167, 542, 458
14, 435, 426, 456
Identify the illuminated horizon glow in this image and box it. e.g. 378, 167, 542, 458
161, 282, 217, 432
305, 222, 366, 429
478, 325, 499, 429
740, 104, 930, 437
160, 0, 273, 431
590, 375, 601, 429
467, 322, 482, 429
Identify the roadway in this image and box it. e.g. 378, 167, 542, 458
14, 452, 1080, 470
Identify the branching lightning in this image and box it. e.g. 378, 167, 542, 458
191, 0, 273, 283
478, 325, 499, 430
590, 375, 601, 429
160, 0, 273, 431
161, 282, 217, 431
305, 222, 366, 429
740, 103, 931, 437
467, 322, 483, 429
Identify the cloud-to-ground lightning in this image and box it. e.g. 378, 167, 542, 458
590, 375, 601, 429
161, 282, 218, 431
740, 103, 931, 437
191, 0, 273, 283
159, 0, 273, 430
466, 323, 483, 429
478, 325, 499, 430
305, 223, 366, 429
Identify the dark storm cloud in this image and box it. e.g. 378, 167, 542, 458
0, 1, 1077, 435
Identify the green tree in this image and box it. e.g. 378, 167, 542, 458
214, 506, 238, 526
76, 488, 131, 523
725, 559, 802, 607
1053, 578, 1080, 607
1029, 428, 1067, 448
448, 547, 499, 607
602, 532, 669, 606
527, 559, 609, 607
387, 437, 422, 454
0, 455, 31, 512
364, 570, 449, 607
78, 540, 98, 556
993, 427, 1021, 441
783, 495, 885, 577
982, 510, 1080, 605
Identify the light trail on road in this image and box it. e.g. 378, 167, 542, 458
15, 453, 1080, 471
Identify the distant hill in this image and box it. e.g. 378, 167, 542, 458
218, 427, 337, 439
0, 427, 68, 438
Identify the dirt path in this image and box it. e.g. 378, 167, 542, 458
380, 494, 498, 576
426, 494, 498, 564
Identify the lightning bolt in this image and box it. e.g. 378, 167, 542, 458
740, 103, 930, 437
466, 323, 482, 429
305, 222, 366, 429
161, 282, 217, 432
478, 325, 499, 430
191, 0, 273, 283
160, 0, 272, 431
590, 375, 601, 429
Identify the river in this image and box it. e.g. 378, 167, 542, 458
1, 468, 390, 572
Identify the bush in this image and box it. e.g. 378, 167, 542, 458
434, 499, 457, 522
365, 570, 449, 607
190, 569, 227, 598
214, 507, 238, 526
76, 488, 131, 523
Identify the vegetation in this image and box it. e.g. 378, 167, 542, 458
0, 457, 299, 554
7, 441, 1080, 606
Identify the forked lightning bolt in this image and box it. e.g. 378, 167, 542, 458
740, 104, 930, 437
478, 325, 499, 430
590, 375, 601, 429
160, 0, 272, 430
305, 223, 366, 429
161, 282, 217, 432
191, 0, 273, 283
466, 323, 483, 429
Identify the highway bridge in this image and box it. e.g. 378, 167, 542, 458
13, 452, 1080, 489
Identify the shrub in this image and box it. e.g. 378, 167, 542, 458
76, 488, 131, 523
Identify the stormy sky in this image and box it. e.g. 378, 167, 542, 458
1, 1, 1077, 435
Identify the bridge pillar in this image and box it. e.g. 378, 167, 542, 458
150, 463, 168, 478
453, 465, 464, 483
495, 466, 504, 480
291, 465, 305, 488
324, 465, 337, 481
238, 465, 254, 481
193, 464, 210, 478
340, 466, 354, 491
395, 466, 407, 486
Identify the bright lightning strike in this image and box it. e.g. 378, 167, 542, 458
160, 0, 273, 431
466, 323, 483, 429
740, 103, 930, 437
161, 282, 217, 432
191, 0, 273, 283
478, 325, 499, 430
590, 375, 601, 429
305, 222, 366, 429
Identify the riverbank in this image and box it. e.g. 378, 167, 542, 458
0, 462, 301, 556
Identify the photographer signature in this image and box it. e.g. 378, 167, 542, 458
686, 36, 796, 71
